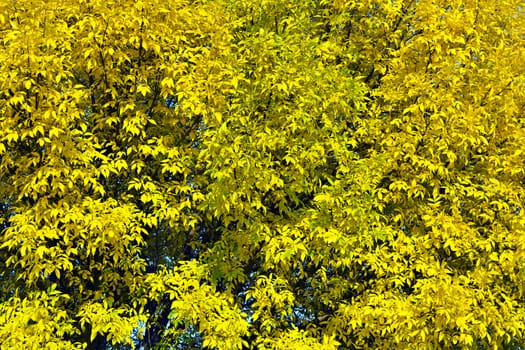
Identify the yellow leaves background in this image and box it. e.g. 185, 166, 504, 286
1, 0, 525, 349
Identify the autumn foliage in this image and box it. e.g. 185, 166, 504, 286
1, 0, 525, 349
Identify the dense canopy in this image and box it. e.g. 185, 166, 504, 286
1, 0, 525, 349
